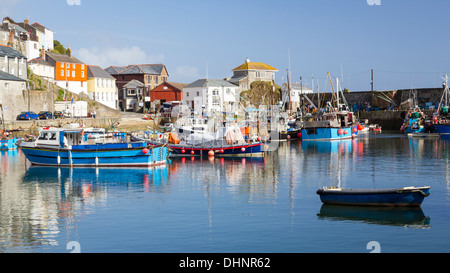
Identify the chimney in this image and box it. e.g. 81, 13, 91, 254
2, 19, 10, 31
40, 45, 45, 59
24, 19, 29, 25
67, 45, 72, 58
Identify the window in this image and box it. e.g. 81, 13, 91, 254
60, 63, 64, 68
81, 64, 84, 70
67, 70, 69, 77
81, 71, 84, 78
61, 69, 64, 76
226, 88, 231, 94
212, 90, 219, 96
72, 63, 75, 69
255, 71, 265, 78
72, 71, 75, 77
127, 89, 136, 96
196, 92, 199, 96
186, 92, 189, 97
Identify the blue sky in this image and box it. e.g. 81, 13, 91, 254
2, 0, 450, 91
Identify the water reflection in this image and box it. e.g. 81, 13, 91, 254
1, 133, 450, 252
0, 163, 169, 252
317, 204, 430, 228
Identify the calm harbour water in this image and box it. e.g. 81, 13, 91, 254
1, 132, 450, 253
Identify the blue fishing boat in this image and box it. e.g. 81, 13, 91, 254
0, 137, 19, 150
301, 73, 359, 141
429, 75, 450, 137
17, 127, 169, 167
0, 129, 22, 150
400, 112, 426, 134
316, 186, 430, 207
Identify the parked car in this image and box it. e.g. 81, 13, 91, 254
17, 111, 39, 120
53, 111, 64, 119
39, 111, 53, 120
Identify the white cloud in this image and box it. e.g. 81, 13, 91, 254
75, 46, 164, 68
174, 65, 199, 80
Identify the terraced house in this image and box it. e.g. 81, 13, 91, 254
45, 49, 87, 95
105, 64, 169, 111
87, 65, 117, 109
0, 45, 27, 81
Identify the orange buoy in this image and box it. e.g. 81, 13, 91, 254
208, 150, 214, 156
142, 148, 149, 154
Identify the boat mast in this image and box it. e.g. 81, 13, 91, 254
327, 72, 337, 111
436, 74, 449, 115
287, 69, 291, 113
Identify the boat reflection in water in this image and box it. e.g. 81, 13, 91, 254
23, 165, 170, 198
301, 139, 354, 154
317, 204, 430, 228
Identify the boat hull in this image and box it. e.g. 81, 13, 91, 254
168, 142, 265, 158
316, 187, 430, 207
280, 129, 302, 140
301, 127, 355, 141
434, 124, 450, 134
19, 142, 169, 167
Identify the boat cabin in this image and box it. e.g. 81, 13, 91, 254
35, 128, 84, 148
303, 110, 356, 129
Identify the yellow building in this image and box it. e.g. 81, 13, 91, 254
87, 65, 117, 109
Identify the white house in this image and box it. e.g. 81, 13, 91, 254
31, 22, 54, 52
28, 57, 54, 80
281, 82, 313, 111
182, 79, 240, 114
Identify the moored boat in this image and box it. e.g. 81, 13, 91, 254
0, 129, 22, 150
430, 74, 450, 137
316, 186, 430, 207
144, 126, 265, 158
0, 137, 20, 150
17, 127, 169, 167
301, 73, 359, 141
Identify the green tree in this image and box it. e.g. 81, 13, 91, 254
240, 81, 280, 108
51, 40, 67, 54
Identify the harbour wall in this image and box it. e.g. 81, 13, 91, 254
304, 87, 444, 130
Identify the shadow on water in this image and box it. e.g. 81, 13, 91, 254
317, 204, 430, 228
